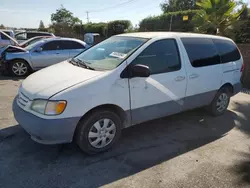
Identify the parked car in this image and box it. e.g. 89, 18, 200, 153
18, 36, 54, 48
0, 30, 15, 47
1, 37, 88, 76
15, 31, 55, 42
12, 32, 243, 154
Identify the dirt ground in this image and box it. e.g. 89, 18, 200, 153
0, 77, 250, 188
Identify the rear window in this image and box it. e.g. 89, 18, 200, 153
181, 38, 220, 67
27, 33, 52, 39
213, 39, 241, 63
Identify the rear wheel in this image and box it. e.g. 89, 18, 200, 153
75, 109, 122, 154
207, 87, 231, 116
10, 60, 30, 77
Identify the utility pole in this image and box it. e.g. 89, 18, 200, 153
86, 11, 90, 23
169, 14, 173, 31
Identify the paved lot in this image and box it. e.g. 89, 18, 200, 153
0, 76, 250, 188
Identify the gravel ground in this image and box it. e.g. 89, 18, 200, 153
0, 76, 250, 188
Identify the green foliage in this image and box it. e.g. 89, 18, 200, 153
38, 20, 48, 32
83, 23, 107, 37
161, 0, 197, 13
234, 8, 250, 43
107, 20, 132, 36
192, 0, 246, 35
139, 10, 202, 32
50, 6, 81, 37
51, 6, 80, 26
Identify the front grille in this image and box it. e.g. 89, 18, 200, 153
17, 92, 30, 108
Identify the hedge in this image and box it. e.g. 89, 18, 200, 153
107, 20, 132, 37
139, 10, 202, 32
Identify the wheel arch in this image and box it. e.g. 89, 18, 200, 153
76, 104, 129, 130
220, 83, 234, 95
8, 58, 33, 70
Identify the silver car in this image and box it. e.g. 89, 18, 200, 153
2, 38, 88, 76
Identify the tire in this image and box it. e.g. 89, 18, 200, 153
75, 109, 122, 155
9, 60, 30, 77
207, 87, 231, 116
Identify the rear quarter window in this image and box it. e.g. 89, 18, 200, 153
212, 39, 241, 63
181, 38, 220, 68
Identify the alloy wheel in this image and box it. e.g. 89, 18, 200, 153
12, 62, 28, 76
216, 93, 229, 112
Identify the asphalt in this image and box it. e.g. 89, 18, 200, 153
0, 76, 250, 188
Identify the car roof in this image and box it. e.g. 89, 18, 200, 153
42, 37, 86, 44
117, 32, 232, 41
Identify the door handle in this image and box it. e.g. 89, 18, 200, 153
55, 52, 60, 54
189, 74, 199, 79
175, 76, 186, 82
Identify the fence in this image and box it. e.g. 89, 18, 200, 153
237, 44, 250, 89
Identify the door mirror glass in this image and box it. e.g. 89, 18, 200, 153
130, 64, 150, 78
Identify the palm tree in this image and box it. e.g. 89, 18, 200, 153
192, 0, 246, 35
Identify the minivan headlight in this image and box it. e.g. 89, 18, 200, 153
31, 100, 67, 115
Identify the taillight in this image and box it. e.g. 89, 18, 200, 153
241, 63, 244, 72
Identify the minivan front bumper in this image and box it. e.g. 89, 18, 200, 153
12, 97, 80, 144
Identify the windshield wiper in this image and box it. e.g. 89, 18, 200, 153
70, 58, 95, 70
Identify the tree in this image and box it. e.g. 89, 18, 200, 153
161, 0, 197, 13
192, 0, 246, 35
39, 20, 45, 30
0, 24, 5, 29
51, 5, 81, 26
50, 6, 82, 37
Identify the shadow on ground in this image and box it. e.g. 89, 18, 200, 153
0, 75, 25, 81
0, 108, 238, 188
229, 97, 250, 186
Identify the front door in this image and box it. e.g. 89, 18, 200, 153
128, 39, 187, 125
31, 41, 69, 69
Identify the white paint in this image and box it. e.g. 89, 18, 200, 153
17, 32, 243, 125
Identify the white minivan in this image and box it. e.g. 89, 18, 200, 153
13, 32, 243, 154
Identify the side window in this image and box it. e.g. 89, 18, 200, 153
131, 39, 181, 75
60, 41, 85, 50
27, 33, 39, 39
213, 39, 241, 63
181, 38, 220, 67
42, 41, 61, 51
15, 33, 27, 40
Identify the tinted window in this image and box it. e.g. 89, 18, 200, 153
42, 41, 61, 51
130, 39, 181, 75
27, 33, 51, 39
181, 38, 220, 67
61, 40, 85, 50
1, 32, 10, 40
15, 33, 27, 40
213, 39, 241, 63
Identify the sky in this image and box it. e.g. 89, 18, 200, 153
0, 0, 250, 28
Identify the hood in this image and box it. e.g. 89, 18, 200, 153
21, 61, 106, 99
0, 31, 19, 46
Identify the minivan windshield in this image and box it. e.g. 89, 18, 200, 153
73, 36, 147, 70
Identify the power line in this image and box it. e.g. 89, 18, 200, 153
89, 0, 139, 13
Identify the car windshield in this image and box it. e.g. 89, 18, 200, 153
73, 36, 147, 70
24, 40, 43, 51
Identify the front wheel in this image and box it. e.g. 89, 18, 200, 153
207, 88, 231, 116
10, 60, 30, 77
75, 109, 122, 154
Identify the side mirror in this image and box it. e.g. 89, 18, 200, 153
35, 47, 42, 53
130, 64, 150, 78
